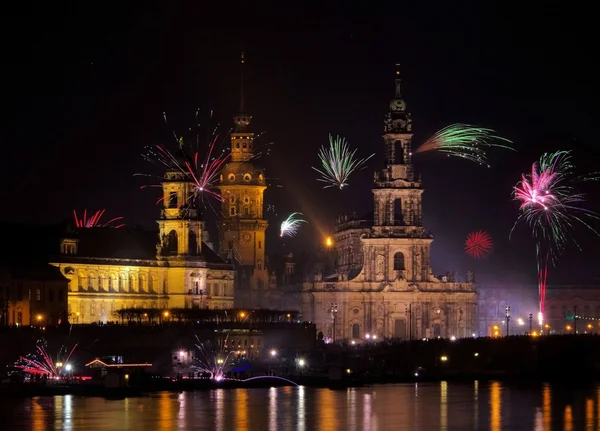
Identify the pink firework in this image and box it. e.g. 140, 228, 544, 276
465, 231, 493, 258
15, 342, 78, 377
73, 209, 124, 228
183, 135, 230, 202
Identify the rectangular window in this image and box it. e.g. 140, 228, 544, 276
168, 191, 178, 208
258, 241, 262, 249
230, 207, 236, 216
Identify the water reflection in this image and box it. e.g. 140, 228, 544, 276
13, 382, 600, 430
440, 381, 448, 431
490, 381, 501, 431
586, 398, 594, 431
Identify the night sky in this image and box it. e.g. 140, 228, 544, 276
2, 5, 598, 285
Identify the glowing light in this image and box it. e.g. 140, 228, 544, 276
413, 123, 514, 167
163, 311, 170, 318
325, 237, 333, 248
14, 341, 78, 378
566, 325, 572, 331
440, 356, 448, 362
239, 312, 246, 318
474, 353, 479, 357
36, 314, 43, 321
269, 349, 277, 357
517, 318, 525, 326
280, 212, 307, 238
298, 359, 306, 367
312, 134, 374, 189
346, 369, 351, 374
464, 230, 493, 258
65, 364, 72, 372
450, 336, 456, 341
179, 351, 185, 357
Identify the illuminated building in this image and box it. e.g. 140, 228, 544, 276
282, 66, 478, 340
217, 53, 270, 307
48, 162, 235, 323
0, 262, 68, 326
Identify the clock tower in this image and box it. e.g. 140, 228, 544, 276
218, 53, 269, 307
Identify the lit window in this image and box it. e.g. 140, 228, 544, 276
228, 174, 235, 182
243, 173, 251, 182
230, 207, 236, 216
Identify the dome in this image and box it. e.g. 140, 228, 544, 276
220, 161, 265, 186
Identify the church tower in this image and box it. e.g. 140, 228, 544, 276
218, 53, 269, 305
157, 150, 202, 259
368, 64, 433, 282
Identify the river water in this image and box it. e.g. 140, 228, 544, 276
3, 381, 598, 430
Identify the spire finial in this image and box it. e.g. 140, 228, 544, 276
240, 52, 245, 113
395, 63, 402, 98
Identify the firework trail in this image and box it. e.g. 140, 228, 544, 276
15, 341, 78, 377
413, 124, 514, 167
511, 150, 600, 320
465, 230, 493, 258
313, 134, 374, 189
280, 212, 307, 237
73, 209, 124, 228
194, 334, 235, 381
136, 110, 232, 208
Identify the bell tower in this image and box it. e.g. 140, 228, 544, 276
365, 65, 433, 283
218, 53, 269, 304
373, 64, 424, 228
156, 146, 203, 259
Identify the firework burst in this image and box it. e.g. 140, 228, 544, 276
413, 124, 514, 167
465, 230, 493, 258
194, 334, 236, 381
137, 110, 231, 210
313, 134, 374, 189
280, 212, 307, 237
15, 340, 78, 377
73, 209, 124, 228
511, 150, 600, 319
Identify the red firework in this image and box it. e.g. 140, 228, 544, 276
73, 209, 125, 228
465, 230, 493, 258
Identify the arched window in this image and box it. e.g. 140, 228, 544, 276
148, 276, 154, 292
119, 275, 125, 292
162, 279, 168, 294
352, 323, 360, 339
393, 252, 405, 270
129, 275, 135, 292
108, 275, 114, 291
97, 275, 103, 290
138, 276, 144, 292
87, 274, 94, 289
167, 230, 178, 255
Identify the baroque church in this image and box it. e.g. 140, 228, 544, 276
280, 66, 478, 340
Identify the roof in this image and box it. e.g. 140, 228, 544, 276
85, 358, 152, 368
75, 228, 158, 260
0, 262, 68, 282
0, 222, 71, 261
201, 242, 227, 264
220, 161, 265, 186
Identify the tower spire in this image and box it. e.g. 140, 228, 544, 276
395, 63, 402, 98
240, 52, 245, 113
233, 52, 251, 131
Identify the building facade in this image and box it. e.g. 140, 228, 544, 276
282, 66, 478, 341
218, 54, 270, 307
0, 263, 69, 326
49, 150, 235, 324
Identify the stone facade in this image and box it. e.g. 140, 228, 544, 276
281, 66, 477, 340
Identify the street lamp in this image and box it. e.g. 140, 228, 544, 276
505, 306, 511, 336
328, 302, 338, 342
528, 313, 533, 334
270, 349, 277, 357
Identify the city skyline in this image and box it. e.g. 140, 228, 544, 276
2, 8, 599, 287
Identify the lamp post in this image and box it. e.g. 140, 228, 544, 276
328, 302, 338, 343
199, 289, 204, 309
505, 306, 511, 336
528, 313, 533, 334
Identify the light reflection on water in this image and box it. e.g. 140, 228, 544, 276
4, 381, 600, 430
